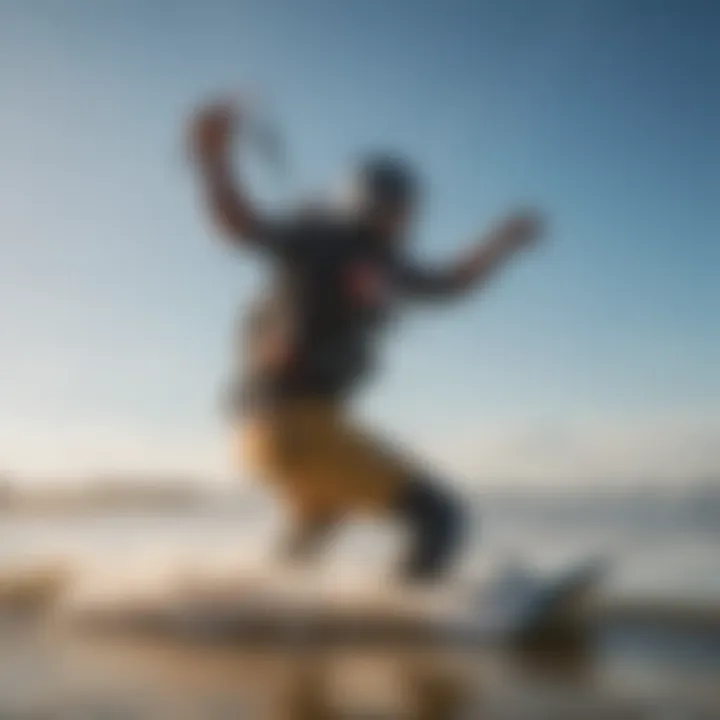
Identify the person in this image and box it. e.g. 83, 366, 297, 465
189, 100, 543, 584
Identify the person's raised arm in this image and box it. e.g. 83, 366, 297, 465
188, 101, 268, 247
400, 210, 544, 300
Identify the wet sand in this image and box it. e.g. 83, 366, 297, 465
1, 609, 718, 719
2, 500, 719, 718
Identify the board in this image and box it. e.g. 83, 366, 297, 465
61, 557, 607, 645
465, 556, 608, 641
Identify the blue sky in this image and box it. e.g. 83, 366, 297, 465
1, 0, 718, 484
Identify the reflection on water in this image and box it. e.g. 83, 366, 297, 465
1, 613, 719, 719
0, 617, 472, 718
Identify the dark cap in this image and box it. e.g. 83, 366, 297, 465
351, 153, 420, 211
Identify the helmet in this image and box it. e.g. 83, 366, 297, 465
346, 153, 420, 213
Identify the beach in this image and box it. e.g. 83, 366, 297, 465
1, 611, 718, 718
1, 487, 719, 717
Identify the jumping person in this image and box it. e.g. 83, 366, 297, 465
189, 101, 543, 584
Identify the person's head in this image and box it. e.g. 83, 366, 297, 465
341, 153, 421, 242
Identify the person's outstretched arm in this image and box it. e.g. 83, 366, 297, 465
399, 210, 544, 300
189, 100, 271, 247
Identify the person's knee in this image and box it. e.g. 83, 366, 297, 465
395, 476, 466, 577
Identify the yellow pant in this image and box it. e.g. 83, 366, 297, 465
240, 400, 412, 522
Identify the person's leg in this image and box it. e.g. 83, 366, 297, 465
277, 510, 339, 564
309, 414, 466, 583
392, 475, 465, 583
241, 401, 466, 581
241, 401, 347, 567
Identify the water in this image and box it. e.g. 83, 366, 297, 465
1, 485, 719, 718
1, 485, 719, 605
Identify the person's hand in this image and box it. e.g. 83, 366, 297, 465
188, 101, 239, 164
494, 209, 545, 251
